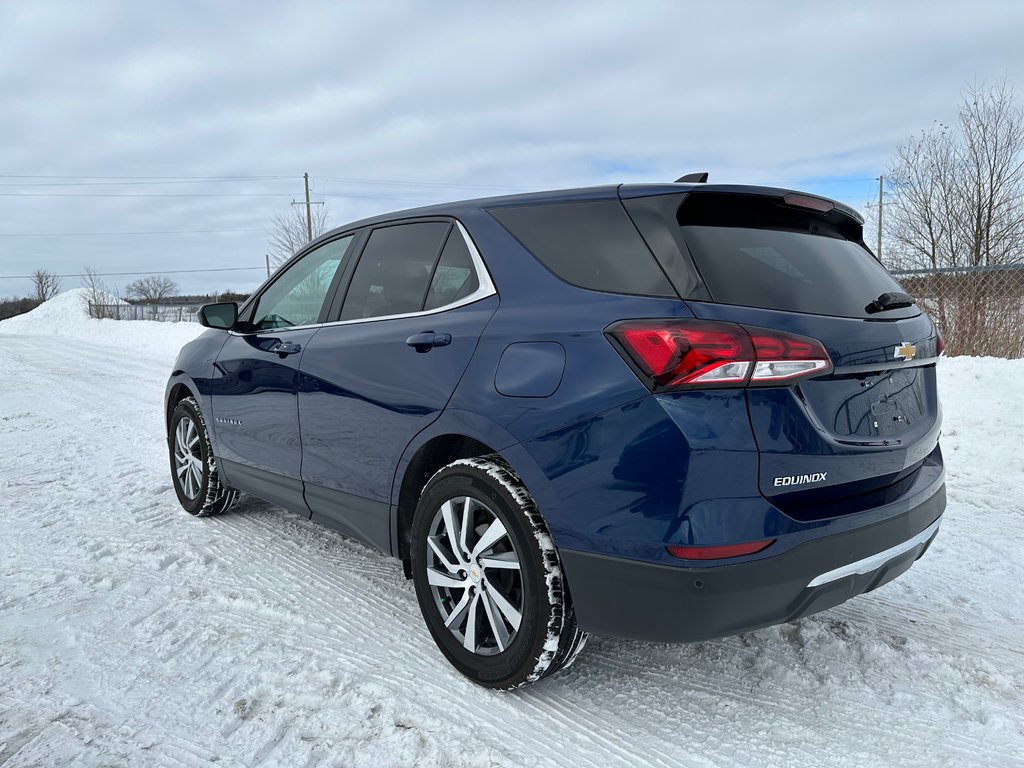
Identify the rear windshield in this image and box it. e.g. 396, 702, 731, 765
488, 200, 675, 297
683, 227, 913, 319
676, 194, 915, 319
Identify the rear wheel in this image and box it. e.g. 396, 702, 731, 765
410, 456, 588, 688
168, 397, 237, 516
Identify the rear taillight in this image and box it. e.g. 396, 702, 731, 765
745, 329, 831, 383
936, 329, 945, 356
614, 321, 754, 388
606, 319, 832, 392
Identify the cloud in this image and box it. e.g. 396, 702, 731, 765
2, 0, 1022, 296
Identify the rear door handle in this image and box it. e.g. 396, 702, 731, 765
269, 341, 302, 358
405, 331, 452, 353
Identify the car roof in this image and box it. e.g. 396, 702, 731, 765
314, 182, 859, 242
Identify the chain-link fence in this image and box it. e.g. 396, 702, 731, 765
88, 302, 200, 322
890, 264, 1024, 359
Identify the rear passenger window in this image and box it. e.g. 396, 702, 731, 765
488, 201, 674, 297
340, 222, 450, 321
424, 229, 480, 310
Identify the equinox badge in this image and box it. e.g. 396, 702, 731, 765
773, 472, 828, 487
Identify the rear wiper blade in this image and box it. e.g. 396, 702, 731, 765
866, 291, 916, 314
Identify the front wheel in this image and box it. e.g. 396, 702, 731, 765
168, 396, 238, 516
410, 456, 588, 689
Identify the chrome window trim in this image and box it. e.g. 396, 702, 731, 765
229, 220, 496, 336
806, 517, 941, 588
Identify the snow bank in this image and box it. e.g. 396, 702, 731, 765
0, 287, 205, 360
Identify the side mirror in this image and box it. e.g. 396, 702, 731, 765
198, 302, 238, 330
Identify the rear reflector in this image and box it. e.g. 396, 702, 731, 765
667, 539, 775, 560
607, 319, 832, 392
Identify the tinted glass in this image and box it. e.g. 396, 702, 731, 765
340, 222, 450, 321
252, 235, 353, 329
489, 201, 674, 296
682, 226, 912, 318
424, 229, 480, 310
620, 193, 706, 299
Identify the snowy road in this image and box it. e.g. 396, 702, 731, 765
1, 295, 1022, 767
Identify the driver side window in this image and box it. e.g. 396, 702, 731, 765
252, 235, 354, 330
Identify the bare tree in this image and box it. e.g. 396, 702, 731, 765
886, 79, 1024, 270
31, 269, 62, 302
268, 203, 330, 269
885, 79, 1024, 356
81, 266, 116, 319
125, 275, 179, 302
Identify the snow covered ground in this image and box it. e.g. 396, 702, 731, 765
1, 290, 1022, 768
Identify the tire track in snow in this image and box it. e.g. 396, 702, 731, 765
0, 335, 248, 767
3, 331, 1024, 768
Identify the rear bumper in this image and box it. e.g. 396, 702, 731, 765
561, 482, 945, 642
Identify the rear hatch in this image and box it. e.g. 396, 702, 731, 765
625, 189, 942, 520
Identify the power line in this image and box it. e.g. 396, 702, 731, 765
3, 189, 461, 202
318, 175, 532, 191
0, 178, 291, 188
0, 227, 266, 237
0, 172, 531, 191
321, 190, 441, 203
789, 176, 881, 185
0, 172, 887, 193
0, 174, 292, 181
0, 191, 288, 198
0, 267, 264, 280
2, 189, 456, 202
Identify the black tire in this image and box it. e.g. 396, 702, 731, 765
168, 396, 238, 517
410, 455, 588, 689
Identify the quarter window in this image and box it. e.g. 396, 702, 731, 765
424, 228, 480, 310
340, 222, 451, 321
252, 235, 353, 330
488, 200, 675, 297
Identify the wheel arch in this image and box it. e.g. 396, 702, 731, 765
390, 410, 563, 564
164, 375, 200, 434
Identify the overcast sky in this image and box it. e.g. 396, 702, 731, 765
2, 0, 1023, 298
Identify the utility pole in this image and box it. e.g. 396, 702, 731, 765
876, 175, 884, 263
265, 254, 271, 278
303, 172, 313, 242
291, 172, 324, 244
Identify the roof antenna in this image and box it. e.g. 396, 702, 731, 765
675, 172, 709, 183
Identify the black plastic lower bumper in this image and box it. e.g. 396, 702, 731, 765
560, 483, 945, 643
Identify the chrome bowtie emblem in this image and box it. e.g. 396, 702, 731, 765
893, 342, 917, 361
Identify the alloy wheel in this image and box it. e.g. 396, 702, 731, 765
173, 415, 203, 500
425, 496, 523, 655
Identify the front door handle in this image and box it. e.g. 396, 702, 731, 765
269, 340, 302, 358
405, 331, 452, 353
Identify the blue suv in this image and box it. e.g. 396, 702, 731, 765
166, 181, 945, 688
